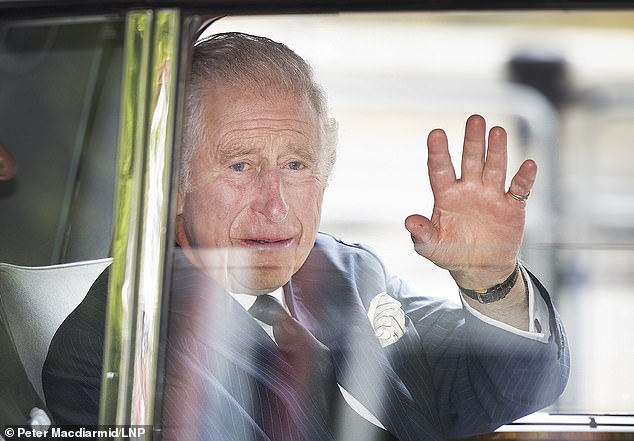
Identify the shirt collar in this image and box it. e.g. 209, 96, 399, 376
231, 286, 287, 312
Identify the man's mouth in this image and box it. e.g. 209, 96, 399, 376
238, 238, 294, 248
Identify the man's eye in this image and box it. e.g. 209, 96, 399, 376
287, 161, 304, 170
230, 162, 248, 172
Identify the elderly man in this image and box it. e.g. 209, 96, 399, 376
44, 33, 569, 440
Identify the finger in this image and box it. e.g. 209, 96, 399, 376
427, 128, 456, 196
507, 159, 537, 204
482, 126, 508, 190
460, 114, 486, 182
405, 214, 438, 258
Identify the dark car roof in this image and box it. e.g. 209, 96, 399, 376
2, 0, 634, 17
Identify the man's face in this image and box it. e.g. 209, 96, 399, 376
176, 84, 326, 294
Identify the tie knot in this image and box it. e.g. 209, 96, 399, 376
248, 294, 290, 326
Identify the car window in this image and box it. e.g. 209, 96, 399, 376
167, 11, 634, 430
0, 16, 123, 265
0, 13, 123, 428
4, 6, 634, 437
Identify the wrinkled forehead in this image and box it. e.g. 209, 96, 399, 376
198, 83, 323, 150
200, 78, 319, 118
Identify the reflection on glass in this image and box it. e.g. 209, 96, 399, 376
161, 25, 569, 440
208, 12, 634, 418
101, 8, 181, 427
131, 9, 180, 426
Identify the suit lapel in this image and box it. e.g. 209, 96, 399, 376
286, 236, 444, 441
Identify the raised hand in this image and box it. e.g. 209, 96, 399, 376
404, 114, 536, 291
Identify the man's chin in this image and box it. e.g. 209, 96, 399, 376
226, 267, 292, 295
183, 246, 308, 294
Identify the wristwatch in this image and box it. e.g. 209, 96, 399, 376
458, 263, 520, 304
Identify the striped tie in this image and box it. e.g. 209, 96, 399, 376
249, 295, 398, 441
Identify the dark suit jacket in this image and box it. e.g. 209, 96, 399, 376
42, 268, 108, 426
44, 233, 569, 440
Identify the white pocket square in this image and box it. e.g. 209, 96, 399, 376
367, 292, 405, 348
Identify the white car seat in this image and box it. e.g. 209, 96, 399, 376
0, 257, 112, 403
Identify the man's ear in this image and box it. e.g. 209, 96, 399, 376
176, 190, 185, 216
174, 191, 189, 248
174, 191, 202, 269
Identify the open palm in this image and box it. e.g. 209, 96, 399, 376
405, 115, 537, 289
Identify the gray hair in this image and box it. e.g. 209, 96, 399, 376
181, 32, 338, 192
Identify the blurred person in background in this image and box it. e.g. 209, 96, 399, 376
0, 143, 17, 180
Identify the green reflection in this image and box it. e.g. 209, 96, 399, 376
101, 8, 181, 430
100, 9, 153, 427
130, 9, 180, 426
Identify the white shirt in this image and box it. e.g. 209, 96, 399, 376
460, 265, 551, 343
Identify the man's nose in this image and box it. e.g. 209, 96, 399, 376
253, 169, 289, 223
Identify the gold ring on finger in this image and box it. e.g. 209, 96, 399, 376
507, 189, 530, 203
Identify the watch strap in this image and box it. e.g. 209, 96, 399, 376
459, 263, 520, 304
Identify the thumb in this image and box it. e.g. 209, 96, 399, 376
404, 214, 438, 258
